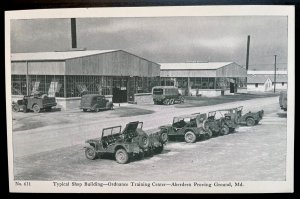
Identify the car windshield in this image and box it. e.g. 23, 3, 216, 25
153, 88, 163, 95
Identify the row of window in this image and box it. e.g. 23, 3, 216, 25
11, 75, 161, 97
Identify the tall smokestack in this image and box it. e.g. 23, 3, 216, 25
71, 18, 77, 49
246, 35, 250, 70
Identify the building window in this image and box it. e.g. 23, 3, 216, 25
255, 83, 258, 88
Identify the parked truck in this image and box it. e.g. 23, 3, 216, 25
12, 92, 57, 113
152, 86, 184, 105
279, 91, 287, 111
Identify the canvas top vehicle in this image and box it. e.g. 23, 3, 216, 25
158, 113, 212, 143
80, 94, 113, 112
12, 92, 57, 113
84, 121, 168, 164
236, 106, 264, 126
152, 86, 184, 105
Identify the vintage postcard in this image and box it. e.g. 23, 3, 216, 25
5, 6, 294, 193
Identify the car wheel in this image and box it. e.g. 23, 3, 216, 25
184, 131, 197, 143
12, 104, 20, 112
220, 125, 229, 135
154, 145, 164, 154
115, 148, 129, 164
85, 147, 97, 160
246, 117, 255, 126
32, 104, 41, 113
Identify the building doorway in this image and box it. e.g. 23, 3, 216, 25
127, 77, 135, 103
112, 87, 127, 103
230, 82, 235, 93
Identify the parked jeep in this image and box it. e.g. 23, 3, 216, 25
158, 114, 212, 143
12, 92, 57, 113
236, 106, 264, 126
152, 86, 184, 105
84, 121, 168, 164
205, 109, 239, 136
80, 94, 113, 112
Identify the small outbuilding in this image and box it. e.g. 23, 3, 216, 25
160, 62, 247, 97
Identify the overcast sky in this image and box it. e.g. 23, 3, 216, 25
11, 16, 288, 70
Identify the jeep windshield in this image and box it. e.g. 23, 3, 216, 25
102, 126, 122, 137
153, 88, 163, 95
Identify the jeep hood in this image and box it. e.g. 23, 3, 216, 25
85, 137, 101, 143
159, 124, 172, 129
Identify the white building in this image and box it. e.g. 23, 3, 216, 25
247, 70, 288, 92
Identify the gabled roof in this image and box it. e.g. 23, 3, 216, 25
159, 62, 233, 70
247, 74, 288, 84
11, 50, 119, 61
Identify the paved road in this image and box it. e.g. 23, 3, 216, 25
13, 96, 278, 158
14, 101, 287, 181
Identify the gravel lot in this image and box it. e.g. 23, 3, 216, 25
12, 95, 287, 181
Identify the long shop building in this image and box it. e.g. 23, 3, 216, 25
160, 62, 247, 97
11, 49, 160, 109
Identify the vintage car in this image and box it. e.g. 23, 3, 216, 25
279, 91, 287, 111
205, 109, 239, 136
84, 121, 168, 164
236, 106, 264, 126
152, 86, 184, 105
80, 94, 113, 112
12, 92, 57, 113
158, 114, 212, 143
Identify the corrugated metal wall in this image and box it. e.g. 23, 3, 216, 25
12, 61, 66, 75
216, 63, 247, 77
65, 50, 160, 77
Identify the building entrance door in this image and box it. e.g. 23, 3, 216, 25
230, 82, 235, 93
127, 77, 135, 103
112, 87, 127, 103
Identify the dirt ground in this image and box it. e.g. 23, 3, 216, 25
12, 95, 287, 181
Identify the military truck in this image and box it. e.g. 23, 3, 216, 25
84, 121, 168, 164
12, 92, 57, 113
279, 91, 287, 111
152, 86, 184, 105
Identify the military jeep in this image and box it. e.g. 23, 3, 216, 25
205, 109, 239, 136
84, 121, 168, 164
236, 106, 264, 126
158, 114, 212, 143
12, 92, 57, 113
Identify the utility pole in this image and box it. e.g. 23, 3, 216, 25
26, 61, 29, 95
274, 55, 277, 93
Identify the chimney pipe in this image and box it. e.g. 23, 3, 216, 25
71, 18, 77, 49
246, 35, 250, 70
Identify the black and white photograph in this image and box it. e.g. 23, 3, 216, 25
5, 6, 294, 193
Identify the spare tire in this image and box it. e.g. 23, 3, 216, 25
138, 133, 150, 149
159, 130, 168, 143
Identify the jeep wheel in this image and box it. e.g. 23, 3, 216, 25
229, 127, 235, 133
159, 131, 168, 143
85, 147, 97, 160
83, 109, 87, 112
184, 131, 197, 143
32, 104, 41, 113
246, 117, 255, 126
170, 99, 174, 105
154, 145, 164, 154
220, 125, 229, 135
115, 148, 129, 164
206, 129, 213, 139
12, 104, 20, 112
138, 134, 150, 149
163, 99, 169, 105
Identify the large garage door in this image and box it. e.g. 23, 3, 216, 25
112, 87, 127, 103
